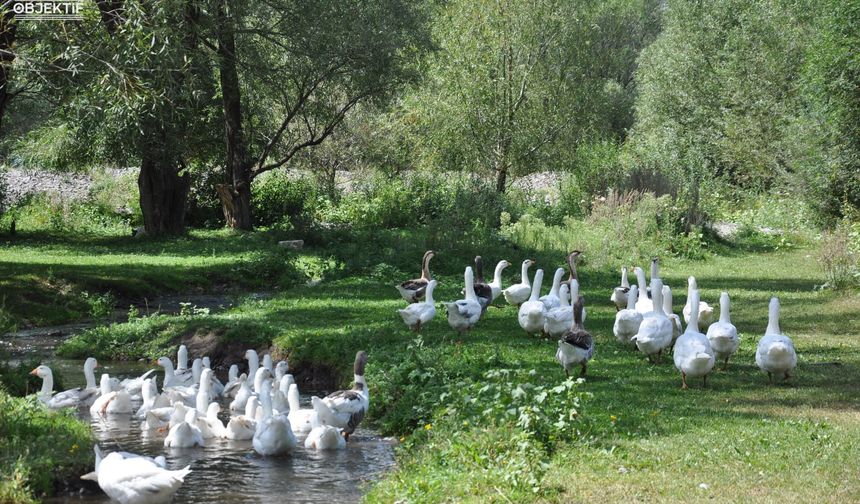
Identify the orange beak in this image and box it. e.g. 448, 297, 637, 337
29, 368, 39, 376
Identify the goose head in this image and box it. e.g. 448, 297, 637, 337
29, 364, 51, 378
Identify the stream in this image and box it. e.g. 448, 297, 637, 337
5, 321, 397, 503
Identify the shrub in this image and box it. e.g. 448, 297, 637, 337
819, 219, 860, 290
89, 168, 141, 226
0, 194, 132, 236
251, 171, 318, 230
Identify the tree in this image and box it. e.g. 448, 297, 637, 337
213, 0, 431, 229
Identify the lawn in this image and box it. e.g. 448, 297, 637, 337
45, 226, 860, 503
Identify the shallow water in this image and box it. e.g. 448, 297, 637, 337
10, 330, 396, 503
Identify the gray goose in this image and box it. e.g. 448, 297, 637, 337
316, 351, 370, 441
555, 295, 595, 377
471, 256, 493, 313
397, 251, 435, 303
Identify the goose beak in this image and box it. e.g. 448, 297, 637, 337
29, 368, 39, 376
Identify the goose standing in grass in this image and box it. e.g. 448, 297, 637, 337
253, 379, 297, 456
30, 359, 100, 409
613, 285, 643, 346
662, 285, 683, 342
503, 259, 535, 307
90, 373, 134, 415
399, 279, 438, 332
306, 398, 346, 450
683, 276, 714, 326
544, 283, 572, 338
316, 351, 370, 441
540, 268, 565, 310
610, 266, 631, 311
445, 267, 482, 336
633, 267, 653, 313
471, 256, 494, 312
632, 279, 673, 362
81, 445, 190, 504
707, 292, 740, 368
164, 409, 205, 448
756, 297, 797, 383
487, 259, 510, 302
517, 269, 546, 336
556, 295, 594, 377
397, 250, 435, 303
673, 290, 716, 389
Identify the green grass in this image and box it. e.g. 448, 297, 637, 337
0, 389, 93, 502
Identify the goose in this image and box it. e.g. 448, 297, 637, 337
756, 297, 797, 383
164, 409, 205, 448
305, 397, 346, 450
262, 354, 274, 375
142, 401, 189, 432
683, 277, 714, 326
119, 369, 157, 401
662, 285, 683, 342
613, 285, 643, 345
244, 349, 260, 387
517, 268, 546, 336
397, 250, 435, 303
29, 359, 100, 409
445, 267, 482, 336
471, 256, 494, 312
544, 283, 572, 338
222, 365, 244, 398
316, 351, 370, 441
556, 295, 595, 377
156, 356, 193, 388
253, 379, 297, 456
135, 377, 169, 419
540, 268, 565, 311
196, 402, 226, 439
633, 267, 653, 313
503, 259, 535, 307
566, 250, 582, 285
224, 396, 259, 440
229, 378, 253, 413
488, 260, 510, 302
398, 279, 438, 332
90, 373, 133, 415
287, 383, 314, 434
274, 361, 290, 384
673, 289, 716, 388
707, 292, 740, 368
176, 344, 189, 372
201, 356, 224, 397
610, 266, 631, 311
632, 279, 673, 362
195, 369, 213, 414
80, 445, 190, 504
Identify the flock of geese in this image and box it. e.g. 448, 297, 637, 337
29, 348, 370, 504
26, 250, 799, 504
396, 251, 798, 387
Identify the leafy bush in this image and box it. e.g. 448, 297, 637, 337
251, 171, 318, 230
0, 194, 132, 236
819, 219, 860, 290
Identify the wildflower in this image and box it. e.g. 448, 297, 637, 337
424, 424, 432, 430
610, 415, 618, 422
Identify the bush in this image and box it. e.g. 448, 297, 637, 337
819, 219, 860, 290
186, 162, 225, 229
0, 194, 133, 236
89, 168, 141, 226
251, 171, 318, 230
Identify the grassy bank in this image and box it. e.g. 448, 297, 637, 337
0, 390, 93, 503
50, 225, 860, 501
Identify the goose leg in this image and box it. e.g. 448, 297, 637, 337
564, 368, 569, 378
579, 363, 587, 377
702, 374, 707, 388
767, 371, 772, 384
783, 372, 791, 382
657, 349, 662, 363
723, 357, 729, 370
415, 322, 422, 334
681, 372, 688, 389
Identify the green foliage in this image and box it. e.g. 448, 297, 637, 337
0, 390, 93, 499
89, 169, 141, 226
0, 460, 37, 504
0, 357, 64, 398
819, 219, 860, 290
0, 195, 133, 236
251, 172, 318, 230
185, 161, 226, 229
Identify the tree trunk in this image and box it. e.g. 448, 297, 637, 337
215, 0, 253, 230
495, 162, 508, 193
138, 143, 190, 236
0, 9, 18, 134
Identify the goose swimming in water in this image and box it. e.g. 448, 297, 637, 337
315, 351, 370, 441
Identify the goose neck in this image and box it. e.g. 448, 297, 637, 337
421, 252, 433, 280
687, 290, 700, 332
550, 268, 563, 296
464, 268, 477, 301
626, 285, 638, 310
493, 262, 507, 286
529, 270, 544, 301
521, 261, 531, 285
766, 298, 780, 334
84, 360, 97, 389
720, 293, 731, 323
621, 267, 629, 288
40, 369, 53, 398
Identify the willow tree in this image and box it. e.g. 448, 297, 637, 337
212, 0, 430, 229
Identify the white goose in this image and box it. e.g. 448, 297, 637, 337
488, 260, 510, 301
196, 402, 226, 439
222, 365, 244, 398
707, 292, 740, 368
305, 397, 346, 450
29, 359, 100, 409
81, 445, 190, 504
503, 259, 535, 307
287, 383, 314, 434
539, 268, 565, 310
164, 409, 205, 448
662, 285, 683, 342
398, 279, 438, 332
135, 377, 169, 419
633, 267, 653, 313
632, 279, 673, 362
244, 349, 261, 387
224, 396, 259, 440
556, 295, 595, 377
316, 351, 369, 441
156, 356, 193, 389
672, 289, 716, 389
613, 285, 643, 346
90, 373, 133, 415
610, 266, 631, 311
683, 276, 714, 326
119, 369, 157, 401
445, 267, 482, 336
201, 357, 224, 398
517, 269, 546, 336
543, 283, 572, 338
756, 297, 797, 383
253, 379, 297, 456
